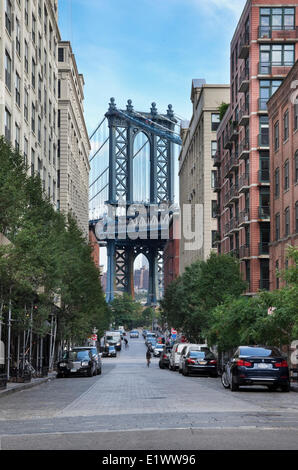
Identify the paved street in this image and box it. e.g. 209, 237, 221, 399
0, 336, 298, 450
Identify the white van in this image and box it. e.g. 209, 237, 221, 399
169, 343, 190, 371
178, 343, 209, 373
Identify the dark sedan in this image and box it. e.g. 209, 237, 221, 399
221, 346, 291, 392
159, 346, 172, 369
181, 350, 218, 377
57, 348, 97, 378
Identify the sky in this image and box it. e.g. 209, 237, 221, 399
58, 0, 247, 135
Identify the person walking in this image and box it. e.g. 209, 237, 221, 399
146, 348, 152, 367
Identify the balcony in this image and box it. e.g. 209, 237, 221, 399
239, 245, 250, 259
229, 121, 239, 142
259, 279, 270, 291
239, 32, 250, 59
229, 248, 240, 259
229, 217, 239, 232
224, 132, 232, 150
258, 168, 270, 184
224, 152, 239, 177
258, 98, 268, 113
258, 62, 294, 77
239, 138, 250, 159
239, 103, 249, 126
258, 206, 270, 220
228, 184, 239, 205
238, 66, 249, 93
258, 133, 269, 149
239, 208, 250, 225
213, 150, 222, 167
239, 172, 250, 193
258, 26, 298, 41
213, 177, 221, 192
258, 242, 269, 256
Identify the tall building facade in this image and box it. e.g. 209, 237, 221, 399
179, 80, 230, 274
0, 0, 60, 206
58, 41, 90, 238
267, 60, 298, 290
214, 0, 298, 294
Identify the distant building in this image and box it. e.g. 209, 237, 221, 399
179, 80, 230, 273
267, 60, 298, 289
58, 41, 90, 238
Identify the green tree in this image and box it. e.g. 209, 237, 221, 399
110, 294, 142, 330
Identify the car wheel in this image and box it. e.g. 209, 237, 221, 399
221, 371, 230, 389
182, 368, 189, 376
178, 368, 182, 374
210, 372, 218, 378
281, 381, 290, 393
87, 367, 93, 377
230, 376, 239, 392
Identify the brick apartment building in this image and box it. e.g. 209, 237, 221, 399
214, 0, 298, 294
267, 59, 298, 289
163, 216, 180, 291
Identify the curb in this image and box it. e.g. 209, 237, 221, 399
0, 373, 57, 398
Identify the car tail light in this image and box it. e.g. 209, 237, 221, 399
209, 360, 217, 364
187, 359, 195, 364
163, 354, 168, 359
274, 360, 288, 368
237, 359, 252, 367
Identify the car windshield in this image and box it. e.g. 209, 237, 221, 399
155, 344, 163, 348
239, 347, 282, 357
64, 350, 90, 361
189, 350, 214, 359
106, 336, 115, 341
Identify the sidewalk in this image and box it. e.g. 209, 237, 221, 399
0, 371, 57, 398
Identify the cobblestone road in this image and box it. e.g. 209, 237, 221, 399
0, 335, 298, 449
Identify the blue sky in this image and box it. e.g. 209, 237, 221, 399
58, 0, 247, 135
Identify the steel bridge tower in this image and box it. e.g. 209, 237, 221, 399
89, 98, 180, 305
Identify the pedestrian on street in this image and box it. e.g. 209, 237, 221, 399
146, 348, 152, 367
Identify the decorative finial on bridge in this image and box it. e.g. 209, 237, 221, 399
151, 102, 158, 117
109, 97, 116, 111
127, 99, 133, 112
167, 104, 174, 119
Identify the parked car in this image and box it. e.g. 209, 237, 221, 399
153, 343, 164, 357
178, 344, 209, 373
142, 330, 148, 338
145, 333, 156, 346
130, 330, 139, 338
57, 347, 97, 378
181, 350, 218, 377
221, 345, 291, 392
107, 346, 117, 357
169, 342, 190, 371
82, 346, 102, 375
159, 346, 172, 369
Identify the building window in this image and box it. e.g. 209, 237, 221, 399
211, 230, 217, 248
5, 0, 12, 35
24, 41, 29, 74
211, 114, 220, 132
211, 170, 216, 188
16, 19, 21, 56
259, 80, 282, 110
32, 14, 36, 44
260, 7, 295, 36
211, 141, 217, 158
38, 116, 41, 144
58, 48, 64, 62
295, 104, 298, 131
5, 108, 11, 141
296, 201, 298, 233
284, 110, 289, 141
24, 138, 28, 166
275, 260, 279, 289
15, 123, 20, 152
275, 213, 280, 240
212, 200, 217, 218
274, 167, 280, 197
5, 51, 11, 91
32, 103, 36, 133
285, 207, 290, 237
295, 151, 298, 183
15, 73, 21, 107
25, 0, 29, 26
284, 160, 289, 190
32, 59, 36, 89
274, 121, 279, 151
260, 44, 295, 73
